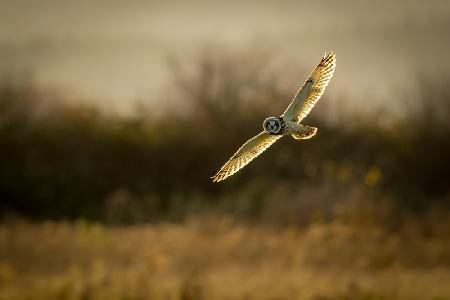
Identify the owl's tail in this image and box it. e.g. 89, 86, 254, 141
291, 126, 317, 140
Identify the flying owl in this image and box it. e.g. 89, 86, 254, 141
212, 52, 336, 182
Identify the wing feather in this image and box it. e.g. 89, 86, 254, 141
212, 132, 282, 182
282, 52, 336, 122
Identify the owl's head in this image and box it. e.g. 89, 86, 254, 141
263, 117, 282, 134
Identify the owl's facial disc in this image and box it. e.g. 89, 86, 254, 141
263, 117, 282, 134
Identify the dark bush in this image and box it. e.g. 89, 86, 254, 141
0, 53, 449, 222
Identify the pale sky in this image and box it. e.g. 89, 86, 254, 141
1, 0, 450, 113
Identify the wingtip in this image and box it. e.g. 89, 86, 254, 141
211, 175, 222, 183
324, 51, 336, 59
211, 168, 229, 182
321, 51, 336, 68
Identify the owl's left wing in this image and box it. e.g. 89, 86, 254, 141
212, 132, 282, 182
282, 52, 336, 123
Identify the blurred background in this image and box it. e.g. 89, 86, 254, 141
1, 0, 450, 299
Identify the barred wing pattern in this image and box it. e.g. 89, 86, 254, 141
212, 132, 282, 182
282, 52, 336, 123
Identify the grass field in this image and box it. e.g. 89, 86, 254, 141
1, 210, 449, 300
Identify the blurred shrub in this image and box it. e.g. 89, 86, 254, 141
0, 51, 449, 222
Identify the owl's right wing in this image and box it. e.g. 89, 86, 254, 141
212, 132, 282, 182
282, 52, 336, 123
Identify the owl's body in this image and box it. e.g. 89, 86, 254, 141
212, 52, 336, 182
263, 116, 317, 139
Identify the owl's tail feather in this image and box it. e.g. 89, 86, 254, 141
291, 126, 317, 140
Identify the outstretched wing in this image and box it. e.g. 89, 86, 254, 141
212, 132, 282, 182
282, 52, 336, 123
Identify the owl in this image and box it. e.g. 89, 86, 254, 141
212, 52, 336, 182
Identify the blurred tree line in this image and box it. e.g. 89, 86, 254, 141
0, 51, 449, 223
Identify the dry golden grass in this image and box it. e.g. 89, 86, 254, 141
1, 210, 450, 300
